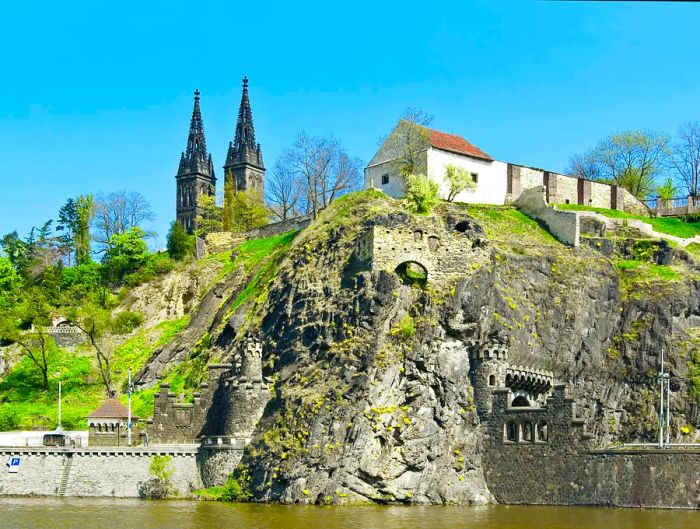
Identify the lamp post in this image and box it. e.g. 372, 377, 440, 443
127, 369, 133, 447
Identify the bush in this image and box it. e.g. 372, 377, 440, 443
166, 221, 194, 261
112, 310, 144, 334
405, 174, 439, 214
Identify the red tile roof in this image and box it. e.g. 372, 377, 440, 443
87, 398, 137, 419
427, 128, 492, 161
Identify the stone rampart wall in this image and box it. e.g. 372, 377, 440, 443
0, 447, 201, 498
514, 186, 579, 246
203, 217, 311, 256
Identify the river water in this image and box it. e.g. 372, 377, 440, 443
0, 498, 696, 529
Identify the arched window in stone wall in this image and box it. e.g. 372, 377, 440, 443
511, 395, 530, 407
523, 422, 533, 442
489, 374, 496, 386
537, 421, 548, 442
505, 421, 517, 442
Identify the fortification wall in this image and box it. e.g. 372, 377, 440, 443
203, 217, 310, 256
514, 186, 579, 246
366, 214, 491, 286
0, 447, 201, 498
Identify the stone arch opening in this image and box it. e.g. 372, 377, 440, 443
395, 261, 428, 286
537, 421, 548, 442
511, 395, 530, 407
523, 422, 533, 442
488, 374, 496, 386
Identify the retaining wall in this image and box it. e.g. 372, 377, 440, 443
0, 447, 202, 498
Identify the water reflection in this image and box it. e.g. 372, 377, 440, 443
0, 498, 695, 529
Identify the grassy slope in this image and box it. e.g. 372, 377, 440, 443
0, 231, 298, 431
558, 204, 700, 239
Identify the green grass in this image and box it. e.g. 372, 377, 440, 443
616, 260, 681, 281
455, 204, 561, 246
229, 230, 299, 311
558, 204, 700, 239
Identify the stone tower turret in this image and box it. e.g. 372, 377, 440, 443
176, 89, 216, 233
223, 77, 265, 196
468, 339, 509, 419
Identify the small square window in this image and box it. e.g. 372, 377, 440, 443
471, 173, 478, 183
381, 174, 390, 185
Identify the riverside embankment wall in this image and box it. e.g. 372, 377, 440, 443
0, 447, 213, 498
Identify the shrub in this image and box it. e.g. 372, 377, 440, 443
404, 174, 439, 214
112, 310, 144, 334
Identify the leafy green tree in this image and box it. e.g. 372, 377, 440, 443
229, 190, 268, 232
66, 298, 115, 396
223, 173, 236, 231
656, 177, 679, 201
444, 164, 476, 202
74, 195, 94, 265
195, 194, 223, 236
103, 227, 148, 282
405, 174, 439, 214
0, 288, 56, 391
166, 221, 193, 261
0, 256, 22, 308
0, 231, 32, 275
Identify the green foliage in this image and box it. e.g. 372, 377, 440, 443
656, 177, 679, 201
0, 256, 22, 308
166, 221, 194, 261
149, 454, 174, 481
195, 194, 223, 236
123, 252, 175, 287
75, 195, 94, 265
112, 310, 144, 334
227, 189, 269, 232
104, 227, 149, 282
60, 261, 102, 298
223, 175, 236, 231
404, 173, 439, 214
444, 164, 476, 202
395, 261, 428, 286
195, 474, 252, 502
389, 315, 415, 341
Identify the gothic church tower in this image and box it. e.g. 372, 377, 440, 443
223, 77, 265, 195
176, 89, 216, 233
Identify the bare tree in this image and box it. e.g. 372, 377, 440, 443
277, 133, 362, 219
565, 149, 602, 181
267, 160, 304, 221
377, 107, 434, 177
669, 121, 700, 200
92, 190, 155, 251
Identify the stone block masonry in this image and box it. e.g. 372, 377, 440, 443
0, 447, 203, 498
514, 186, 579, 246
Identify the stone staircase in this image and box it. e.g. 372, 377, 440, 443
58, 454, 73, 497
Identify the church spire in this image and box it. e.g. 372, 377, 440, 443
224, 77, 265, 194
176, 89, 216, 234
233, 76, 257, 151
179, 89, 213, 175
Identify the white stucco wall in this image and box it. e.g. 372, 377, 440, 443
427, 149, 508, 205
364, 151, 429, 199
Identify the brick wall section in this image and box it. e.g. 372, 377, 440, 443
514, 186, 579, 246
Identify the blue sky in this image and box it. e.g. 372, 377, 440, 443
1, 0, 699, 248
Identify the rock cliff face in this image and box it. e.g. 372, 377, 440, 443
140, 191, 700, 504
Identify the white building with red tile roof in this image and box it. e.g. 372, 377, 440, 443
365, 120, 647, 214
